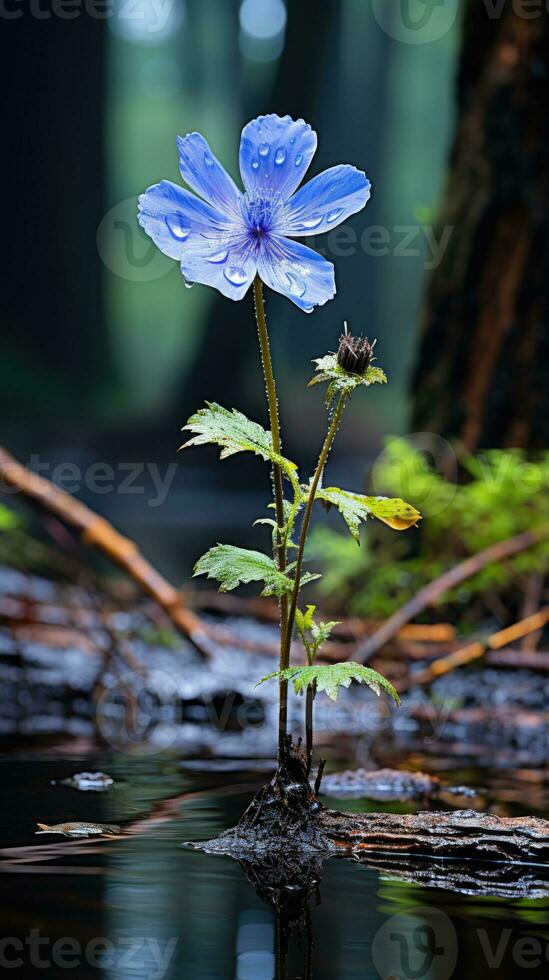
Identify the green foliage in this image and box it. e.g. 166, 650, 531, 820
256, 662, 400, 704
193, 544, 321, 597
295, 604, 339, 661
181, 402, 298, 484
254, 499, 302, 550
309, 353, 387, 406
193, 544, 295, 597
0, 505, 19, 531
313, 485, 421, 541
311, 443, 549, 621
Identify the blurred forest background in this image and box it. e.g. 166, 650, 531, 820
1, 0, 547, 589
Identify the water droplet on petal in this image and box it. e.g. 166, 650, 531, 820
275, 148, 286, 165
259, 142, 270, 157
264, 173, 271, 181
327, 207, 345, 223
252, 160, 260, 171
297, 214, 323, 230
224, 266, 248, 286
204, 153, 214, 168
286, 272, 306, 298
289, 137, 296, 145
295, 154, 303, 167
166, 216, 190, 241
303, 305, 314, 313
207, 249, 228, 264
184, 278, 195, 289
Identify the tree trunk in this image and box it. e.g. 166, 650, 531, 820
0, 17, 108, 429
411, 0, 549, 451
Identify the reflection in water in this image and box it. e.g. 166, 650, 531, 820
2, 755, 549, 980
235, 909, 275, 980
239, 854, 322, 980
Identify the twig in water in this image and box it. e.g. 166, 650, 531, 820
354, 526, 549, 663
398, 608, 549, 692
0, 446, 211, 655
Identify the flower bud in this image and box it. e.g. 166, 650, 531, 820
337, 331, 373, 376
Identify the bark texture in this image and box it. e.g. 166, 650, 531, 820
198, 748, 549, 886
411, 0, 549, 450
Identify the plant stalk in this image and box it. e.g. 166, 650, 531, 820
305, 678, 316, 773
253, 276, 289, 757
281, 394, 347, 696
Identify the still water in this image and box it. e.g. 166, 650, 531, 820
1, 750, 548, 979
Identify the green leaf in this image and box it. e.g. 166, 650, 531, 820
181, 403, 298, 481
296, 605, 316, 633
193, 544, 294, 597
181, 403, 272, 460
314, 486, 421, 541
310, 620, 339, 647
309, 354, 387, 406
256, 662, 400, 704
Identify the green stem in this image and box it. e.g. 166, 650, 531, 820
253, 276, 289, 758
280, 394, 347, 693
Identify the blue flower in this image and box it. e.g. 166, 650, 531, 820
138, 114, 371, 312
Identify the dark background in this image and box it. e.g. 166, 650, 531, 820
3, 0, 546, 581
1, 0, 456, 435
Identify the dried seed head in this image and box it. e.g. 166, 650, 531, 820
337, 331, 373, 376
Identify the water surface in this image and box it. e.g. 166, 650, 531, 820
1, 750, 548, 979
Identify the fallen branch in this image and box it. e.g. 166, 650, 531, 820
0, 447, 210, 654
192, 592, 456, 644
198, 741, 549, 882
398, 608, 549, 692
354, 526, 549, 662
319, 807, 549, 864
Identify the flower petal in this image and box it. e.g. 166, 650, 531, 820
281, 166, 371, 236
177, 132, 242, 217
258, 236, 335, 312
180, 238, 258, 301
239, 114, 317, 202
138, 180, 237, 261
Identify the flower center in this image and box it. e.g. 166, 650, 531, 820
243, 193, 283, 239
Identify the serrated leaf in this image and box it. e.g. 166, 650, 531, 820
181, 403, 298, 481
256, 663, 400, 704
315, 486, 421, 541
193, 545, 294, 597
310, 620, 340, 646
182, 403, 272, 459
309, 354, 387, 406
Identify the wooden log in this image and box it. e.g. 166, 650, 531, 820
318, 808, 549, 864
